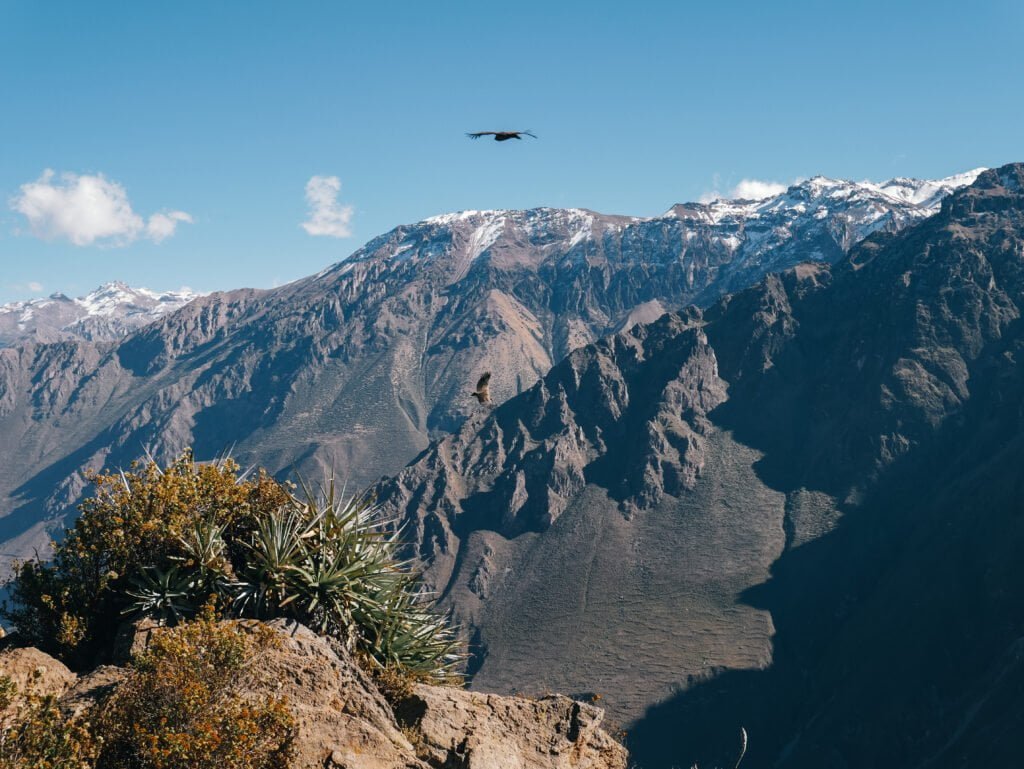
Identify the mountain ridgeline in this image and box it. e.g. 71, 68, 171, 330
0, 282, 200, 348
373, 164, 1024, 768
0, 173, 973, 573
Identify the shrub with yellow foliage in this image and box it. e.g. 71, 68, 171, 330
2, 450, 462, 682
94, 605, 294, 769
2, 450, 289, 667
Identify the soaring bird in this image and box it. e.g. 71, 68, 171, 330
470, 372, 492, 405
466, 130, 537, 142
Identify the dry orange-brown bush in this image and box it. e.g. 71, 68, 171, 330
0, 672, 100, 768
94, 605, 294, 769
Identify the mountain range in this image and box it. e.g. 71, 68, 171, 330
0, 282, 200, 348
0, 170, 980, 575
374, 164, 1024, 768
4, 165, 1020, 767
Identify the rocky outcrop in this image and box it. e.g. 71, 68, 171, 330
404, 686, 625, 769
0, 620, 628, 769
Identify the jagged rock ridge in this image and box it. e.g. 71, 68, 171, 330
373, 164, 1024, 768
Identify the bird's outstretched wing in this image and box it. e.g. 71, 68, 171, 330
476, 372, 492, 391
466, 131, 497, 139
520, 130, 538, 139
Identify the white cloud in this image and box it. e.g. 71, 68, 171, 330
730, 179, 788, 200
27, 281, 43, 292
10, 170, 192, 246
146, 210, 194, 243
699, 176, 791, 203
301, 175, 353, 238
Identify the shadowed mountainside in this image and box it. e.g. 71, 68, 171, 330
374, 164, 1024, 767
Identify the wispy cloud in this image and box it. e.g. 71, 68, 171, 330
4, 281, 46, 296
146, 210, 194, 243
700, 176, 791, 203
10, 170, 192, 246
301, 175, 353, 238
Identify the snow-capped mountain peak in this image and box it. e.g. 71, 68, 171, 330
73, 281, 199, 318
870, 168, 987, 207
0, 282, 202, 347
309, 167, 986, 315
672, 169, 986, 224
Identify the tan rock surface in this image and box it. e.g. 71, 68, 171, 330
247, 620, 425, 769
1, 620, 627, 769
406, 686, 628, 769
0, 646, 76, 713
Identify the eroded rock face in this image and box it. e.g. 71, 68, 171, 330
404, 687, 626, 769
372, 164, 1024, 768
0, 620, 628, 769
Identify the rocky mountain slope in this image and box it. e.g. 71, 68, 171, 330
0, 171, 978, 575
0, 282, 200, 347
373, 164, 1024, 768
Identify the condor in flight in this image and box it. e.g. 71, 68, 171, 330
466, 130, 537, 142
470, 372, 492, 406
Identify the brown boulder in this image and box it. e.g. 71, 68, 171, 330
403, 686, 628, 769
245, 620, 425, 769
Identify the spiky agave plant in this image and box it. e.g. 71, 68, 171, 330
124, 565, 200, 624
115, 465, 463, 680
359, 579, 464, 682
293, 479, 463, 679
233, 505, 312, 618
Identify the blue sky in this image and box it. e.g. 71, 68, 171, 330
1, 0, 1022, 303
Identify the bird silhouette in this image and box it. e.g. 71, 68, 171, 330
466, 130, 537, 142
470, 372, 492, 405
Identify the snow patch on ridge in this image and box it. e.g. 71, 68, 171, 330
467, 217, 506, 261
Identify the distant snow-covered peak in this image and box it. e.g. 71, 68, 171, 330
871, 168, 987, 208
0, 282, 203, 347
423, 209, 501, 226
73, 281, 200, 318
315, 167, 986, 295
673, 169, 985, 223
